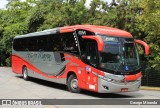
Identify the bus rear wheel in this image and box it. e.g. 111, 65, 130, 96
67, 74, 81, 93
23, 67, 29, 81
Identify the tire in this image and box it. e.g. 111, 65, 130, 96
67, 74, 81, 93
22, 67, 29, 81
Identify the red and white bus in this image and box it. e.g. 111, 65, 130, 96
12, 25, 149, 93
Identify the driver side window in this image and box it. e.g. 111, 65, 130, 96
85, 41, 98, 67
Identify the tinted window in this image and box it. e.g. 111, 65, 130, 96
13, 32, 79, 56
13, 38, 28, 51
14, 36, 49, 51
28, 37, 37, 51
86, 42, 98, 67
62, 32, 79, 55
76, 30, 95, 56
48, 34, 62, 51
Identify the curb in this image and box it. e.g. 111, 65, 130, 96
140, 86, 160, 91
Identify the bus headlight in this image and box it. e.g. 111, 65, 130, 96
106, 78, 113, 82
95, 72, 117, 82
98, 75, 114, 82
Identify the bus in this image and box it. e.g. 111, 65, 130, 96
12, 25, 149, 93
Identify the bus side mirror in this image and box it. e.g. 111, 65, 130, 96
82, 36, 104, 51
135, 39, 150, 56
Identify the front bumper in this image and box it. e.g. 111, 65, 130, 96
98, 77, 141, 93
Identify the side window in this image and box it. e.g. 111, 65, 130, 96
13, 38, 28, 51
21, 38, 28, 51
13, 32, 80, 53
14, 36, 49, 51
28, 37, 37, 51
48, 34, 62, 51
37, 36, 48, 51
62, 32, 79, 55
13, 39, 17, 50
48, 32, 79, 55
78, 38, 87, 56
76, 29, 95, 57
13, 39, 19, 51
86, 41, 98, 67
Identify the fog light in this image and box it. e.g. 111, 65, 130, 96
103, 86, 109, 90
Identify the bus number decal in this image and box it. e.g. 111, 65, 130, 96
78, 31, 86, 36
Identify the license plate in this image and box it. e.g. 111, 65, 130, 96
121, 88, 128, 92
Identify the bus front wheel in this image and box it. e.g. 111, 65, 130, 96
23, 67, 29, 81
67, 74, 81, 93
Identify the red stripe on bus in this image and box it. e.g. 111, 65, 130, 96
125, 72, 142, 81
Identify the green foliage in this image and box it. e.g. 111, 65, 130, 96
135, 0, 160, 70
0, 0, 160, 71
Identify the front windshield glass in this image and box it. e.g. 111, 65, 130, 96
100, 36, 140, 74
123, 42, 140, 70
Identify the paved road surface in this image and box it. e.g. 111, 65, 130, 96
0, 67, 159, 108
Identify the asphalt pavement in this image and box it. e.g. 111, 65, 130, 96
0, 67, 160, 108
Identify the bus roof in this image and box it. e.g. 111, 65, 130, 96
60, 25, 132, 38
14, 28, 59, 39
14, 25, 132, 39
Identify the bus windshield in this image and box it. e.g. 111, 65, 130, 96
100, 36, 140, 74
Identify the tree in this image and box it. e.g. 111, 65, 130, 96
0, 0, 33, 66
0, 0, 159, 71
137, 0, 160, 70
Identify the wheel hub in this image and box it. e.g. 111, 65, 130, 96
71, 79, 78, 89
23, 70, 27, 79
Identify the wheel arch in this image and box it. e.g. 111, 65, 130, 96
67, 71, 77, 83
66, 71, 81, 93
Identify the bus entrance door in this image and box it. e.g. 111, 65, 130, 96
85, 41, 99, 91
